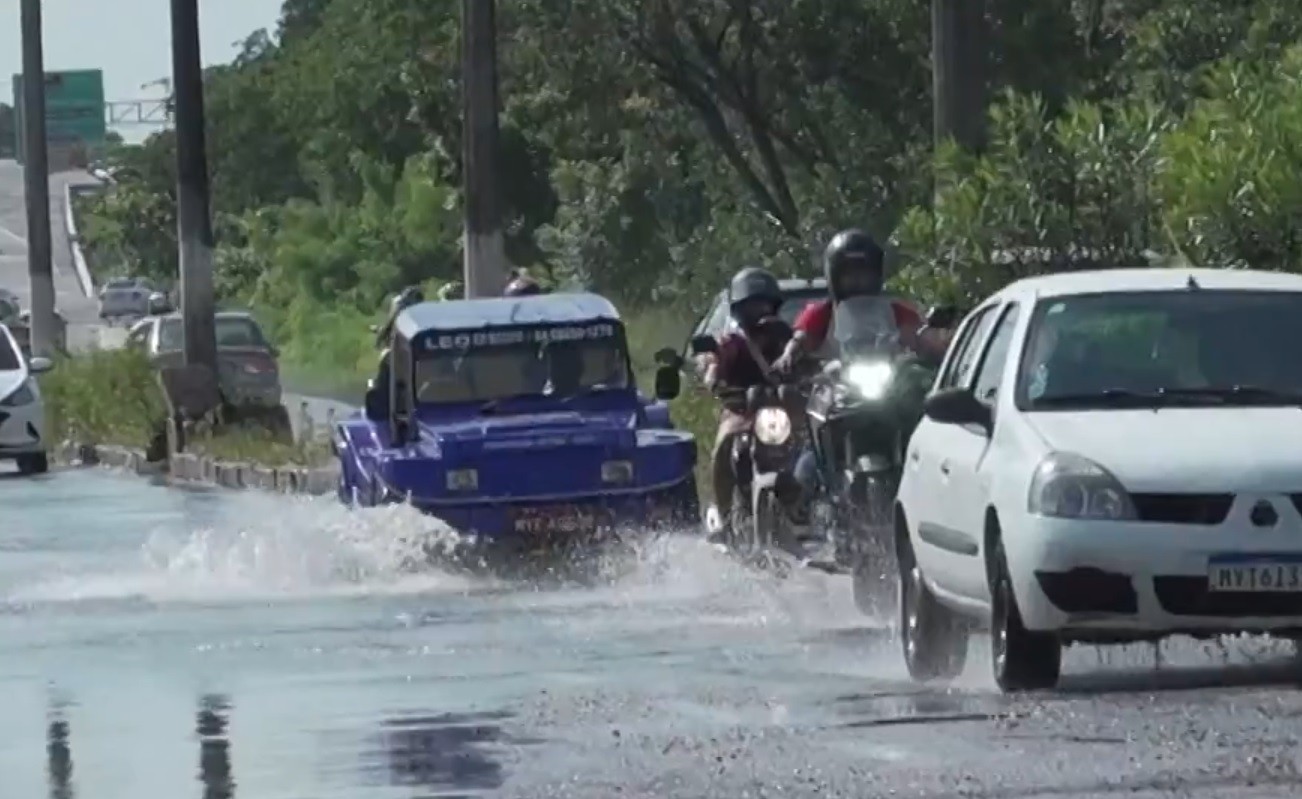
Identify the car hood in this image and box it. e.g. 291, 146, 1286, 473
1024, 408, 1302, 493
0, 369, 27, 401
417, 409, 639, 456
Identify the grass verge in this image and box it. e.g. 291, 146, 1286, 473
41, 347, 332, 468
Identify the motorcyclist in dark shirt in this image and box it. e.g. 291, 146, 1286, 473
504, 270, 547, 296
701, 267, 792, 534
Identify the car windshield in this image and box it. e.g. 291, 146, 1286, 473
0, 328, 19, 370
1017, 289, 1302, 409
413, 323, 631, 405
159, 317, 270, 351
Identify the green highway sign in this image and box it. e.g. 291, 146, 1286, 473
10, 69, 107, 164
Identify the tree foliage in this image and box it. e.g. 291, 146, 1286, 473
73, 0, 1302, 360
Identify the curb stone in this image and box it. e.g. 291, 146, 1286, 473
54, 440, 339, 496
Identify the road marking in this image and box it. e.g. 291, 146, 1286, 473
0, 227, 27, 248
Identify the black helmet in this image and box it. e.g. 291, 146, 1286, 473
728, 266, 782, 310
823, 228, 885, 300
390, 285, 425, 314
504, 270, 544, 297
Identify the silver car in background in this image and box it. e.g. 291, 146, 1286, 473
127, 311, 287, 421
99, 276, 154, 323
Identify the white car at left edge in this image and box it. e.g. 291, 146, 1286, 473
0, 321, 53, 475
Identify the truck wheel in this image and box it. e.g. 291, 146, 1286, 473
990, 540, 1061, 692
898, 530, 967, 681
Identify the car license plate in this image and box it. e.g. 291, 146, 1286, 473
1207, 556, 1302, 592
512, 505, 600, 536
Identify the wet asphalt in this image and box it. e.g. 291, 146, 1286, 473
3, 467, 1302, 798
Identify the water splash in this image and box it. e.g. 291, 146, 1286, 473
7, 498, 487, 605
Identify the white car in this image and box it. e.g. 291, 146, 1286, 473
895, 267, 1302, 692
0, 322, 53, 474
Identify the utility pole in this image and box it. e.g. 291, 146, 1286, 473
169, 0, 217, 372
20, 0, 56, 358
460, 0, 508, 298
932, 0, 988, 153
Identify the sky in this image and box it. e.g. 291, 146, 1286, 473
1, 0, 283, 142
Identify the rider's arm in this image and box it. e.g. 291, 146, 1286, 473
780, 300, 831, 364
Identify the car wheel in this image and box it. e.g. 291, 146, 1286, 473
17, 452, 49, 475
990, 539, 1061, 692
898, 530, 968, 682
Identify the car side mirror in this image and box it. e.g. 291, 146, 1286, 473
364, 386, 386, 421
654, 365, 681, 400
689, 334, 717, 355
28, 356, 53, 374
654, 346, 683, 370
923, 387, 991, 432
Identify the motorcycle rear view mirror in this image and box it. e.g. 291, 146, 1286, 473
653, 346, 683, 370
654, 365, 681, 401
689, 334, 718, 355
923, 387, 992, 433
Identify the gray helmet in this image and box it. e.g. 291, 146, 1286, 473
727, 266, 782, 312
823, 228, 884, 300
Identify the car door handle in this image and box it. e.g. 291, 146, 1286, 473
939, 459, 951, 475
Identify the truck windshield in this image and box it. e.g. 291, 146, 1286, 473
413, 323, 631, 404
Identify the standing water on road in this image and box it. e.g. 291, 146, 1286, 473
5, 469, 1302, 797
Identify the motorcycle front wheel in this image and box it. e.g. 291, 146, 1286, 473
850, 474, 899, 619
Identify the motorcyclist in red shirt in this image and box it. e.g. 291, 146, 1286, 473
773, 229, 923, 371
699, 267, 792, 536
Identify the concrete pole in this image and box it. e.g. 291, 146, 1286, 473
169, 0, 217, 371
932, 0, 988, 153
20, 0, 56, 358
460, 0, 509, 298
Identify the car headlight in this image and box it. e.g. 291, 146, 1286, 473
446, 468, 478, 491
0, 383, 35, 407
845, 360, 894, 400
754, 406, 792, 445
601, 460, 634, 484
1027, 452, 1136, 520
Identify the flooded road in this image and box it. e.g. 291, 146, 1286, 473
5, 468, 1302, 797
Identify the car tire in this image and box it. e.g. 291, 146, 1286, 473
990, 539, 1061, 692
898, 530, 968, 682
17, 452, 49, 475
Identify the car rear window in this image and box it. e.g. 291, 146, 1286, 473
159, 317, 269, 351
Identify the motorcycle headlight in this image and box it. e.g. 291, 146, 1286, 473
754, 406, 792, 445
0, 382, 35, 407
446, 468, 478, 491
1027, 452, 1136, 520
846, 360, 894, 399
601, 459, 634, 484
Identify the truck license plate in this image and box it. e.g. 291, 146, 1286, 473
1207, 556, 1302, 592
512, 505, 599, 535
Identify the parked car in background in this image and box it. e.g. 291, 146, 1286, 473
0, 321, 53, 475
0, 289, 19, 323
12, 309, 68, 356
99, 276, 154, 324
126, 310, 291, 433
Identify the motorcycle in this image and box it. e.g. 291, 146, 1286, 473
802, 299, 923, 614
691, 334, 817, 569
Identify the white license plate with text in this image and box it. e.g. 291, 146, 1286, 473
1208, 559, 1302, 593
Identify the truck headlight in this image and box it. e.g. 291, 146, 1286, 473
601, 460, 634, 484
1028, 452, 1136, 520
846, 361, 894, 400
446, 468, 478, 491
754, 406, 791, 445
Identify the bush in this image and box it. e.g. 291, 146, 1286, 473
41, 347, 167, 448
